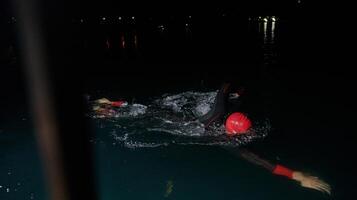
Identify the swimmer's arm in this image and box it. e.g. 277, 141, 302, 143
238, 149, 331, 195
94, 98, 127, 107
271, 164, 331, 194
94, 98, 112, 105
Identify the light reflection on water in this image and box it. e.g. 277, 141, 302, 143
255, 17, 279, 65
256, 17, 277, 44
76, 16, 279, 65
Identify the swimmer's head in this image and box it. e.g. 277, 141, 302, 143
225, 112, 252, 136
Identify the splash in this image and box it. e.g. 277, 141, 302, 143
156, 91, 217, 119
90, 91, 271, 149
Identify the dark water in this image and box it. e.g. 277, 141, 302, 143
1, 15, 354, 200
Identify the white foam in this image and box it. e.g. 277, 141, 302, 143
157, 91, 217, 117
195, 103, 211, 116
129, 104, 147, 116
90, 91, 270, 149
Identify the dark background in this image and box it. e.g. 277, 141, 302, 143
1, 0, 352, 112
1, 0, 355, 199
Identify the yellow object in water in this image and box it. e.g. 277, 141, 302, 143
164, 180, 174, 198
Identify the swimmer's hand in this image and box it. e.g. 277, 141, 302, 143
292, 171, 331, 195
95, 98, 112, 105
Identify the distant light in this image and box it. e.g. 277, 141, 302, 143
185, 23, 189, 27
102, 17, 106, 21
248, 17, 251, 21
121, 35, 125, 48
222, 13, 226, 17
134, 34, 138, 48
158, 25, 165, 30
106, 39, 110, 49
10, 17, 17, 23
297, 0, 301, 3
131, 16, 135, 20
263, 20, 267, 43
118, 16, 122, 20
188, 15, 192, 19
271, 16, 276, 22
272, 20, 276, 33
80, 19, 84, 23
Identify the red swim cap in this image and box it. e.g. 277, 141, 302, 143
225, 112, 252, 135
111, 101, 127, 107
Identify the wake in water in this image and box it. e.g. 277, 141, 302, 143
89, 91, 270, 148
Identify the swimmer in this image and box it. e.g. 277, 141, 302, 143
198, 82, 331, 195
91, 97, 128, 118
93, 98, 128, 107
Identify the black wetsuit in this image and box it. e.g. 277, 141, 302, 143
198, 83, 239, 128
199, 82, 276, 172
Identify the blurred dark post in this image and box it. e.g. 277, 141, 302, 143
13, 0, 97, 199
